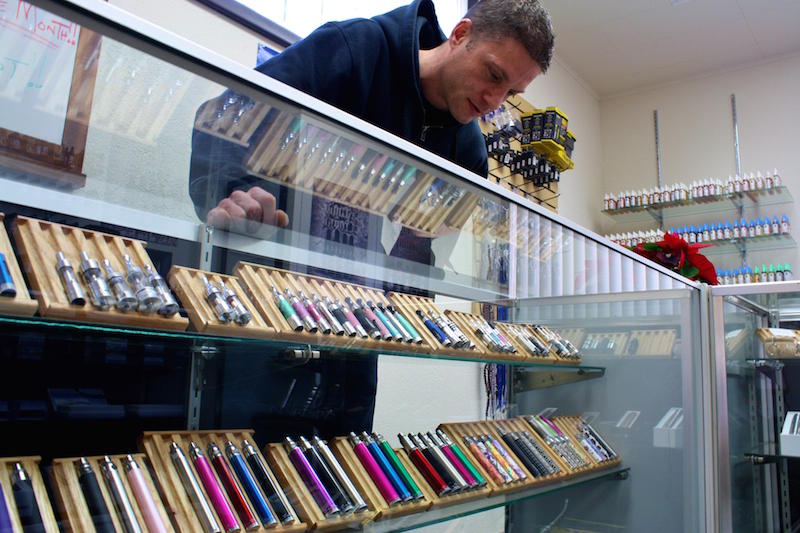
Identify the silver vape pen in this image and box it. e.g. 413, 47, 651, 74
144, 265, 179, 316
313, 295, 345, 336
56, 251, 86, 306
202, 274, 235, 323
101, 456, 143, 533
80, 252, 116, 310
123, 255, 163, 313
169, 442, 221, 533
102, 259, 138, 311
219, 280, 252, 325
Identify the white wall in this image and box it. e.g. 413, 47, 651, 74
600, 53, 800, 273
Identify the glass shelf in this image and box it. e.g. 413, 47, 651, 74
602, 186, 793, 224
0, 314, 606, 371
703, 233, 796, 257
364, 466, 629, 532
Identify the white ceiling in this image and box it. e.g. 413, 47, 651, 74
540, 0, 800, 99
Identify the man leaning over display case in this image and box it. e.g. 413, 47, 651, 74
187, 0, 554, 435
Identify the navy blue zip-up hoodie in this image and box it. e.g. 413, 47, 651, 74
188, 0, 487, 262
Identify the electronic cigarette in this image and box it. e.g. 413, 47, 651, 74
487, 434, 527, 480
284, 437, 338, 516
431, 314, 468, 348
369, 301, 405, 343
298, 436, 354, 514
0, 481, 13, 533
75, 458, 115, 533
346, 298, 380, 339
0, 252, 17, 297
169, 442, 221, 533
399, 434, 449, 496
56, 251, 86, 306
372, 433, 423, 500
325, 296, 358, 337
313, 295, 345, 336
272, 286, 303, 332
123, 455, 168, 533
471, 437, 512, 483
189, 442, 240, 533
337, 298, 367, 338
348, 433, 400, 506
203, 275, 235, 323
415, 310, 450, 346
387, 305, 423, 344
463, 436, 506, 485
481, 436, 522, 481
487, 323, 516, 352
580, 419, 617, 459
123, 254, 163, 313
285, 288, 318, 332
144, 265, 179, 316
429, 432, 478, 488
497, 428, 545, 477
11, 463, 45, 533
376, 302, 412, 343
79, 252, 115, 310
311, 436, 368, 512
224, 442, 276, 527
410, 434, 460, 492
240, 440, 295, 524
218, 280, 252, 325
350, 148, 377, 179
299, 291, 331, 334
101, 456, 143, 533
357, 299, 392, 341
360, 432, 411, 501
515, 432, 560, 475
436, 430, 486, 487
103, 259, 138, 311
207, 443, 260, 531
420, 433, 469, 491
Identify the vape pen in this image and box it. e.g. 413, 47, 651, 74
372, 433, 423, 500
487, 434, 527, 480
298, 437, 354, 514
431, 314, 467, 348
0, 481, 13, 533
299, 291, 331, 334
469, 318, 502, 352
11, 463, 45, 533
436, 430, 486, 487
472, 436, 513, 483
348, 433, 400, 506
387, 305, 423, 344
463, 436, 506, 485
123, 255, 163, 313
103, 259, 138, 311
284, 437, 338, 516
325, 296, 358, 337
169, 442, 221, 533
75, 458, 115, 533
189, 442, 240, 533
224, 442, 276, 527
398, 434, 449, 496
272, 286, 303, 331
369, 301, 405, 343
79, 252, 115, 310
56, 251, 86, 306
144, 265, 179, 316
515, 432, 560, 475
480, 436, 522, 481
123, 455, 168, 533
218, 280, 252, 325
429, 433, 478, 488
207, 443, 260, 531
0, 252, 17, 297
360, 432, 411, 501
345, 298, 380, 339
497, 428, 545, 477
240, 440, 295, 524
415, 310, 450, 346
421, 433, 469, 491
285, 288, 318, 332
101, 456, 143, 533
336, 298, 367, 338
410, 434, 460, 492
311, 436, 368, 512
202, 275, 235, 323
356, 299, 392, 341
376, 303, 412, 343
580, 419, 617, 459
313, 295, 346, 336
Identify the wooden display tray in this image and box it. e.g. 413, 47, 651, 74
167, 265, 274, 338
626, 329, 676, 357
194, 97, 272, 147
0, 456, 59, 532
0, 213, 38, 316
11, 215, 188, 331
550, 416, 622, 471
263, 442, 373, 531
50, 453, 175, 533
442, 309, 525, 362
514, 416, 595, 475
141, 430, 305, 533
234, 262, 434, 353
555, 328, 586, 352
328, 437, 431, 520
494, 322, 566, 364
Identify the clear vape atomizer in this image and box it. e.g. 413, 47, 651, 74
219, 279, 251, 325
79, 251, 115, 310
102, 259, 138, 311
56, 251, 86, 306
144, 265, 179, 316
201, 274, 235, 323
123, 254, 162, 313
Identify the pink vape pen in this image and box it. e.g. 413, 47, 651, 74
348, 433, 400, 506
189, 442, 241, 533
123, 455, 168, 533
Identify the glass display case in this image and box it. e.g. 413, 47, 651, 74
711, 281, 800, 533
0, 0, 710, 531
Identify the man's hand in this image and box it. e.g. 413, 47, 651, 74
207, 186, 289, 232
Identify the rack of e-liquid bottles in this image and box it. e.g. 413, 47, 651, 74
0, 417, 620, 532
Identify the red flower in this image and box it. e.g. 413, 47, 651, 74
627, 233, 717, 284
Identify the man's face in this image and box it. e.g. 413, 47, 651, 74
442, 22, 542, 124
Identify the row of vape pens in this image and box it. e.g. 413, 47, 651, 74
55, 251, 179, 315
522, 415, 616, 470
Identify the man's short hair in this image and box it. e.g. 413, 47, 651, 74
465, 0, 555, 73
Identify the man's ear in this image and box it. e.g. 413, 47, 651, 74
449, 18, 473, 46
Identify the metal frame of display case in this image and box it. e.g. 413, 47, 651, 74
709, 281, 800, 533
